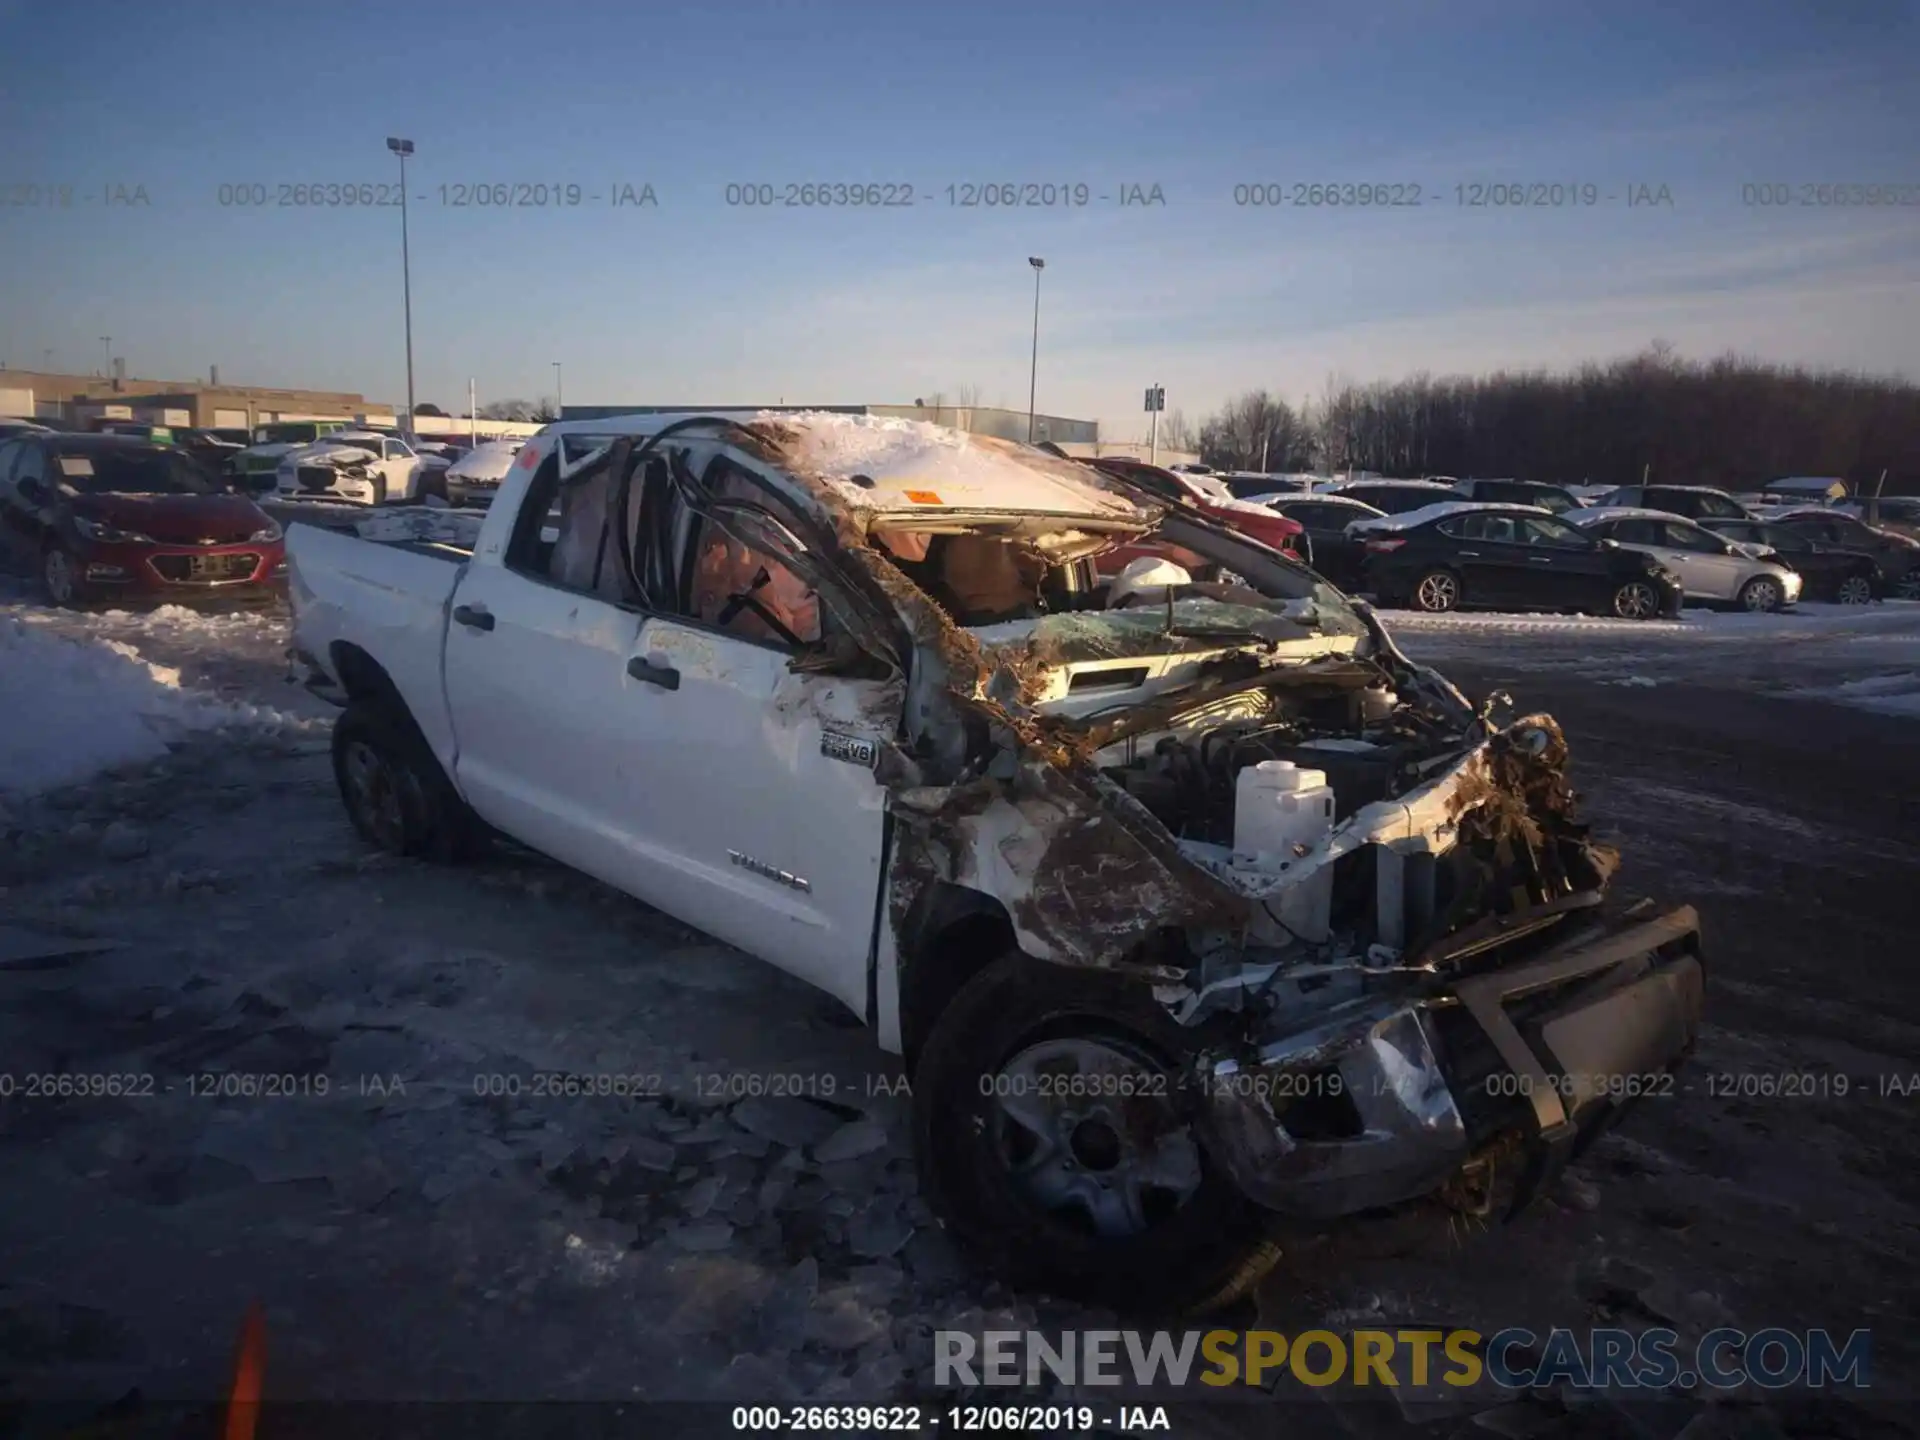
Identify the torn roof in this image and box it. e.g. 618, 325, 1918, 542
536, 409, 1156, 528
756, 412, 1154, 524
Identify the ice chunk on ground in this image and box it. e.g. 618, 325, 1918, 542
813, 1118, 888, 1164
847, 1195, 915, 1258
754, 1256, 818, 1351
731, 1096, 843, 1150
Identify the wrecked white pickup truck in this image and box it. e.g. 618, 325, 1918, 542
286, 412, 1703, 1312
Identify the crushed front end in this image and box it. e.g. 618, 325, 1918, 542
1156, 713, 1705, 1222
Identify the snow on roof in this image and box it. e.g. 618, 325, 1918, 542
543, 410, 1154, 525
1325, 478, 1453, 491
1764, 476, 1848, 491
1264, 493, 1384, 512
1567, 506, 1696, 525
767, 412, 1154, 522
1352, 500, 1551, 531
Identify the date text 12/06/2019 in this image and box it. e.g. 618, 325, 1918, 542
729, 1405, 1170, 1431
1231, 182, 1675, 208
722, 183, 1166, 208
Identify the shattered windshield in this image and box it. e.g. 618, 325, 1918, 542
870, 514, 1370, 662
976, 588, 1369, 664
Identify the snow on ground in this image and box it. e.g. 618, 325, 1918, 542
1785, 672, 1920, 717
0, 603, 321, 796
1380, 600, 1920, 715
1, 588, 1913, 1420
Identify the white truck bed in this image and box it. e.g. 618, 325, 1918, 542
285, 511, 478, 764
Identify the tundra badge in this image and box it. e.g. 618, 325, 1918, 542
820, 731, 878, 768
727, 850, 812, 893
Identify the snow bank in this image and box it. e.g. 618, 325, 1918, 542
0, 615, 306, 795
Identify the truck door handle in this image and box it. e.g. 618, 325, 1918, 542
1528, 555, 1555, 563
1456, 549, 1480, 557
452, 604, 495, 631
627, 656, 680, 690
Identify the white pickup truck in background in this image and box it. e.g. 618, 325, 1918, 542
285, 410, 1703, 1311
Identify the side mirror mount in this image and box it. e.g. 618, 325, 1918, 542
1596, 536, 1619, 550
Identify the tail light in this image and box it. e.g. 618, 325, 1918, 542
1364, 537, 1407, 553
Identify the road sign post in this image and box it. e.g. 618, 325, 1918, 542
1145, 384, 1164, 465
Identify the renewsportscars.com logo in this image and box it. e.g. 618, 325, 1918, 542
935, 1328, 1872, 1392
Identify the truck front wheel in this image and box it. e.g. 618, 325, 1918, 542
331, 702, 485, 862
913, 953, 1282, 1314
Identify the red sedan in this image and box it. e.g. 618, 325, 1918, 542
0, 432, 287, 606
1080, 456, 1304, 578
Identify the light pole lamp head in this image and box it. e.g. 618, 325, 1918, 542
1028, 257, 1045, 270
386, 137, 415, 156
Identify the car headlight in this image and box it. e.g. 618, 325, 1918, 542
249, 519, 284, 542
73, 515, 154, 544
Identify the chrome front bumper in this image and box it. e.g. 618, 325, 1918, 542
1199, 905, 1704, 1220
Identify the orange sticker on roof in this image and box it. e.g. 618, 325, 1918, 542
903, 489, 943, 504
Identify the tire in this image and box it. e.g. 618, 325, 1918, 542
1608, 579, 1661, 620
1895, 569, 1920, 602
913, 953, 1283, 1314
40, 543, 90, 608
1835, 573, 1874, 606
1411, 568, 1461, 613
1737, 576, 1784, 613
330, 701, 485, 862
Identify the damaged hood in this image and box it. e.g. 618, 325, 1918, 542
284, 439, 382, 468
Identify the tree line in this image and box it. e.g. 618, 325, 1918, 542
1184, 346, 1920, 494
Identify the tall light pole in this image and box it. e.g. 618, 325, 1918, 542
1026, 257, 1045, 443
553, 362, 563, 420
387, 137, 417, 435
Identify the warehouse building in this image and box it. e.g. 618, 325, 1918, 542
0, 368, 540, 440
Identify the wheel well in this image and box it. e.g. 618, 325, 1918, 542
898, 883, 1017, 1071
329, 642, 414, 720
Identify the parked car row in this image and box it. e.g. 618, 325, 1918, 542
0, 430, 286, 606
1347, 502, 1689, 618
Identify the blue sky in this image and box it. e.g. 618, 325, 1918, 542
2, 0, 1915, 440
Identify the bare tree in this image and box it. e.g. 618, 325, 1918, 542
954, 383, 984, 408
1159, 408, 1197, 453
1197, 390, 1314, 471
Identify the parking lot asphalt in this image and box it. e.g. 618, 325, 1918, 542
1, 599, 1916, 1434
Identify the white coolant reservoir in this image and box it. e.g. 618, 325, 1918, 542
1232, 760, 1338, 943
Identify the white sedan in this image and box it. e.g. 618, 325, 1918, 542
273, 431, 427, 506
442, 438, 528, 507
1568, 507, 1801, 611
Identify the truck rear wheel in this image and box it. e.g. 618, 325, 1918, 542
331, 701, 485, 862
913, 952, 1282, 1314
